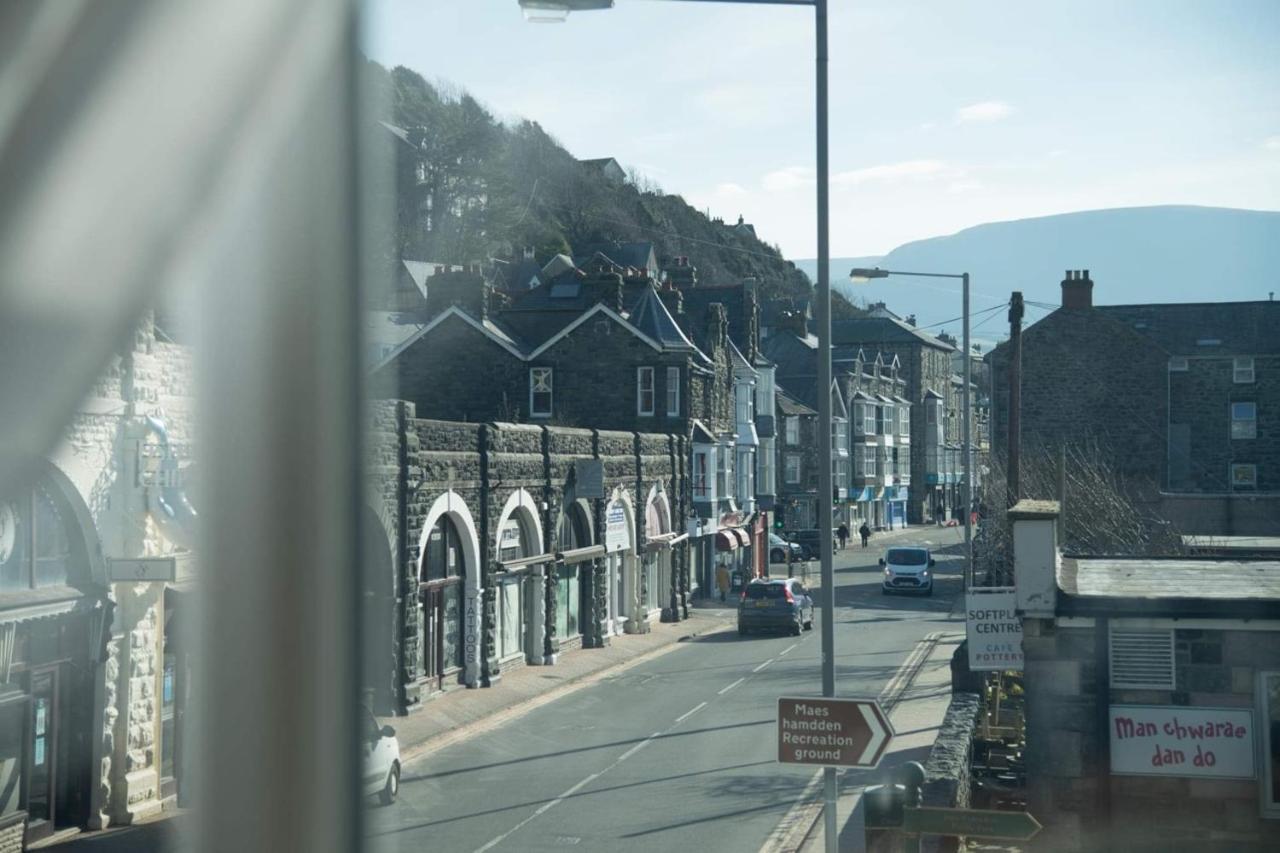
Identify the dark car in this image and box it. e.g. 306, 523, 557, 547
768, 532, 805, 563
738, 578, 815, 636
786, 529, 839, 560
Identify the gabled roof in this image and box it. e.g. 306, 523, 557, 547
365, 311, 425, 370
776, 386, 817, 416
690, 418, 717, 444
832, 316, 955, 352
574, 241, 657, 275
541, 253, 575, 280
373, 306, 524, 371
728, 339, 757, 375
528, 302, 665, 360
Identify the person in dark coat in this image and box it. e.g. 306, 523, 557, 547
836, 523, 849, 551
858, 522, 871, 548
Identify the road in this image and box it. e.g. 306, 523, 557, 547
364, 526, 965, 853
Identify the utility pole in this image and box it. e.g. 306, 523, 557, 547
1006, 292, 1024, 507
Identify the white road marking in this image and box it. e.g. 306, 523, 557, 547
718, 677, 746, 695
674, 701, 707, 724
617, 732, 661, 762
475, 772, 602, 853
753, 658, 774, 673
778, 643, 798, 657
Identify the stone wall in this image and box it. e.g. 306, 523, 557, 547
0, 817, 23, 853
921, 691, 981, 853
1170, 354, 1280, 494
990, 308, 1168, 484
369, 411, 689, 714
1023, 616, 1280, 852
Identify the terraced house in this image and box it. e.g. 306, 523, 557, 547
989, 271, 1280, 536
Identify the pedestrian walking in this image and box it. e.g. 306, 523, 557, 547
836, 523, 849, 551
715, 563, 730, 602
858, 522, 870, 548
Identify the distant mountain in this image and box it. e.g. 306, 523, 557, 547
793, 206, 1280, 343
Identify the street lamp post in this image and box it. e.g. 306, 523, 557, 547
850, 267, 974, 590
519, 2, 837, 850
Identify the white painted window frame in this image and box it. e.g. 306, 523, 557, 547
1231, 401, 1257, 440
666, 366, 680, 416
1234, 355, 1255, 384
637, 366, 655, 416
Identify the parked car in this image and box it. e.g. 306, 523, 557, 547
738, 578, 815, 636
768, 532, 805, 563
880, 546, 935, 596
362, 706, 401, 805
786, 528, 839, 560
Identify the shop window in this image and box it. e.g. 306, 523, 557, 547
0, 482, 83, 594
1260, 671, 1280, 817
1110, 628, 1175, 690
0, 695, 24, 820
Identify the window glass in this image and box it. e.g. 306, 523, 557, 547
530, 367, 552, 417
637, 367, 655, 415
33, 487, 73, 588
1263, 672, 1280, 813
1231, 401, 1256, 439
0, 697, 23, 819
0, 500, 28, 592
666, 366, 679, 415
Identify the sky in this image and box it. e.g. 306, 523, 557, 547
364, 1, 1280, 259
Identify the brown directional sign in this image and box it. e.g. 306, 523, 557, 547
902, 806, 1042, 841
776, 697, 893, 769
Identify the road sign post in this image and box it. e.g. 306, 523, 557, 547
902, 806, 1041, 841
777, 697, 893, 769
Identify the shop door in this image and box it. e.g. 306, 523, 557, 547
26, 669, 57, 841
421, 582, 461, 692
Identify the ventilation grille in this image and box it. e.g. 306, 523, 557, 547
1110, 629, 1175, 690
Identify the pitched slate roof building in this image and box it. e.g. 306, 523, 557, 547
989, 272, 1280, 535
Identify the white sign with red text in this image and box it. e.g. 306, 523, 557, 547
1109, 705, 1256, 779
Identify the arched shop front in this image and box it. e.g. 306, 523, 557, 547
602, 489, 635, 638
0, 467, 106, 846
418, 490, 481, 689
553, 501, 596, 654
642, 485, 683, 622
493, 489, 552, 671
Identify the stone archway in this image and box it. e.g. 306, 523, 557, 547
420, 491, 482, 687
493, 488, 547, 666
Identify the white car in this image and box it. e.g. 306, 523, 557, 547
362, 707, 401, 805
880, 546, 935, 596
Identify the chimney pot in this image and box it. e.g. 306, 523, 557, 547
1061, 268, 1094, 309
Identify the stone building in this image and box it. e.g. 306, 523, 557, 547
989, 272, 1280, 535
1010, 500, 1280, 852
1, 315, 196, 848
776, 387, 819, 531
362, 408, 687, 714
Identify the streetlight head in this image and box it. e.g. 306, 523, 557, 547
518, 0, 613, 23
849, 267, 889, 283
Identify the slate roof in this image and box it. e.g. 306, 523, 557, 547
728, 339, 756, 374
365, 311, 424, 368
776, 386, 817, 416
501, 258, 543, 292
629, 285, 706, 359
573, 241, 657, 275
1096, 300, 1280, 356
1059, 557, 1280, 602
541, 253, 575, 280
831, 316, 955, 352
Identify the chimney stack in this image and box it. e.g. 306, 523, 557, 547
1010, 500, 1060, 617
1061, 269, 1094, 309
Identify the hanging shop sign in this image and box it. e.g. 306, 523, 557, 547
966, 587, 1023, 671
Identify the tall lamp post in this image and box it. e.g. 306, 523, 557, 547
850, 267, 974, 589
518, 2, 837, 850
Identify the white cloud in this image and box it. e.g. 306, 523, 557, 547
714, 182, 748, 196
955, 100, 1014, 123
1264, 136, 1280, 151
833, 159, 952, 187
947, 180, 983, 194
762, 166, 815, 192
